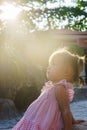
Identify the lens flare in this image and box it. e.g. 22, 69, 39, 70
0, 3, 21, 20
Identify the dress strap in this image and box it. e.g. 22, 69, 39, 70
54, 79, 74, 89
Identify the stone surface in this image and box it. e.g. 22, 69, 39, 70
72, 121, 87, 130
2, 122, 87, 130
73, 87, 87, 101
0, 98, 19, 120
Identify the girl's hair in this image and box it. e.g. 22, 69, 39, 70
49, 49, 84, 83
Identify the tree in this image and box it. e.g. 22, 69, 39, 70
0, 0, 87, 32
16, 0, 87, 31
68, 44, 85, 56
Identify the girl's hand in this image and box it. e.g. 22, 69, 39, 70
73, 119, 85, 124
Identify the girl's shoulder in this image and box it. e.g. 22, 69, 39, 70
41, 79, 74, 102
54, 79, 74, 102
41, 79, 73, 93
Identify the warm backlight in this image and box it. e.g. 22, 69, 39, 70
0, 3, 21, 20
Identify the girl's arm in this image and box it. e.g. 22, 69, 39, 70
55, 84, 73, 130
71, 113, 85, 124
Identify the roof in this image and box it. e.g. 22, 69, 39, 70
31, 29, 87, 47
78, 38, 87, 47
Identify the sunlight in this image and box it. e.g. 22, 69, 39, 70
64, 0, 76, 6
64, 0, 71, 3
0, 3, 21, 20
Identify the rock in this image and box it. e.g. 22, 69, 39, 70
0, 98, 20, 120
14, 86, 40, 111
72, 121, 87, 130
2, 122, 87, 130
73, 87, 87, 101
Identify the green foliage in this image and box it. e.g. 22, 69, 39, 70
22, 0, 87, 31
0, 0, 87, 31
68, 44, 85, 56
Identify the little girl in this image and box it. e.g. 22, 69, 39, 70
12, 49, 85, 130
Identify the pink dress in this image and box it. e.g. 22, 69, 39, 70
12, 79, 74, 130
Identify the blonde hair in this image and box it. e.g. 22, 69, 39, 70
49, 49, 84, 82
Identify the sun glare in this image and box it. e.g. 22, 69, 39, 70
64, 0, 76, 6
0, 3, 21, 20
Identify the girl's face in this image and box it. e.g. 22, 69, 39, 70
47, 61, 74, 83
